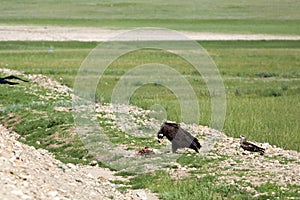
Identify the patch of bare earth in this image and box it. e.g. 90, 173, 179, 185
0, 25, 300, 41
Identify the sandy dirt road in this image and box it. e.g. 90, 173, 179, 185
1, 25, 300, 41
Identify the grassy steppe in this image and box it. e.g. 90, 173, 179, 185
1, 0, 300, 34
0, 40, 299, 152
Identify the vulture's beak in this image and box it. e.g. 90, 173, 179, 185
157, 133, 163, 143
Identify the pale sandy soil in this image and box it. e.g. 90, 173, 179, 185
0, 25, 300, 41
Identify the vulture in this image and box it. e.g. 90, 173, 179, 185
240, 135, 265, 155
0, 75, 29, 85
157, 122, 201, 153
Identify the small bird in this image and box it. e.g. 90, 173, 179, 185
240, 135, 265, 155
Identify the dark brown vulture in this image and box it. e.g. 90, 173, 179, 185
157, 122, 201, 153
0, 75, 28, 85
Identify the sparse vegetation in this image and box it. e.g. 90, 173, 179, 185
0, 76, 92, 165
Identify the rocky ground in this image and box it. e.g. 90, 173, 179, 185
1, 68, 300, 199
0, 124, 158, 200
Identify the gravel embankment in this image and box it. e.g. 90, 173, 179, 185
0, 124, 122, 200
0, 124, 158, 200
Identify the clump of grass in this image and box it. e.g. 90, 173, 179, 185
176, 154, 226, 169
129, 170, 248, 200
256, 72, 278, 78
255, 182, 300, 199
114, 171, 137, 178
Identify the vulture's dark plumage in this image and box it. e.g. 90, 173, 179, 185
0, 75, 29, 85
157, 122, 201, 153
240, 135, 265, 155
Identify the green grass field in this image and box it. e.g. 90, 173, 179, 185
1, 0, 300, 34
0, 40, 299, 152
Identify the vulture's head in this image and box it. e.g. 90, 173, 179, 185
240, 135, 247, 143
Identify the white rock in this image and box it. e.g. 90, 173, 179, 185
48, 191, 58, 197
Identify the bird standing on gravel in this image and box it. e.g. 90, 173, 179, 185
240, 135, 265, 155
